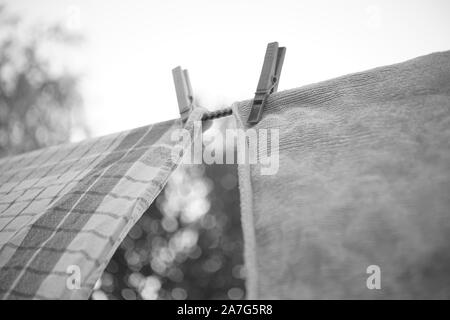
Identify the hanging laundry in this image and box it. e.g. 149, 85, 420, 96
0, 108, 205, 299
234, 51, 450, 299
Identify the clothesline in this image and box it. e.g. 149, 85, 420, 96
1, 50, 450, 299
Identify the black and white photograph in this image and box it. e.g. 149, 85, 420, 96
0, 0, 449, 308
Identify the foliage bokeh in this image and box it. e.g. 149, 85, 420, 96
0, 4, 89, 157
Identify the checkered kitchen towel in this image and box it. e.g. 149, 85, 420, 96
0, 108, 204, 299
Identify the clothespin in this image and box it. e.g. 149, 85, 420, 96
172, 66, 194, 121
247, 42, 286, 124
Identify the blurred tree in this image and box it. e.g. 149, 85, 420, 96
0, 5, 89, 157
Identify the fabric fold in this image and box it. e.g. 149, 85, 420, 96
0, 107, 205, 299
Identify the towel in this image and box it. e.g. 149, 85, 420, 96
233, 51, 450, 299
0, 108, 205, 299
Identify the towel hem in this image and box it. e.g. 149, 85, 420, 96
231, 103, 258, 300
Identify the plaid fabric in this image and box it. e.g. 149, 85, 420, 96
0, 108, 204, 299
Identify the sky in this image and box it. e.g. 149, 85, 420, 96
5, 0, 450, 137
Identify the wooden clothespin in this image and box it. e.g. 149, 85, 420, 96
247, 42, 286, 124
172, 66, 194, 121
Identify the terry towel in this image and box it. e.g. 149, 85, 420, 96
234, 51, 450, 299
